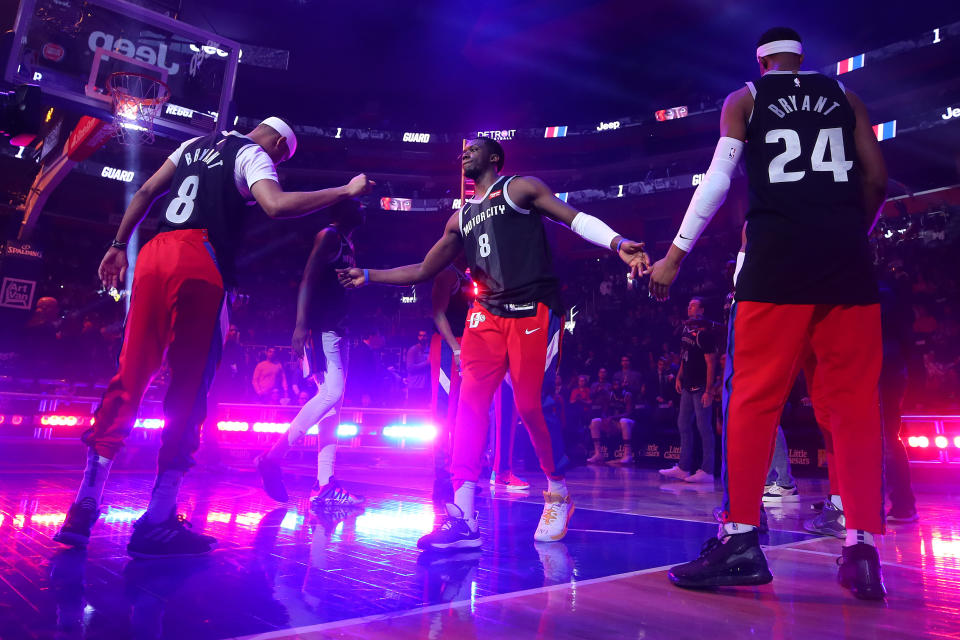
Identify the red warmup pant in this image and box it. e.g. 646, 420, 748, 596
724, 302, 883, 534
84, 229, 226, 471
451, 302, 566, 486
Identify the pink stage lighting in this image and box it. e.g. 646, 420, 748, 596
382, 424, 437, 441
217, 421, 249, 432
253, 422, 289, 433
935, 436, 948, 449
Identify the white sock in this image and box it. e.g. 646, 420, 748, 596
317, 444, 336, 487
452, 481, 477, 531
845, 529, 875, 547
76, 451, 113, 506
547, 478, 568, 497
145, 470, 184, 523
830, 494, 844, 510
721, 522, 756, 537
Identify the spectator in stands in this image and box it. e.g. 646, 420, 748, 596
659, 297, 719, 484
613, 355, 643, 395
252, 348, 288, 403
590, 367, 613, 417
405, 329, 431, 406
587, 379, 635, 465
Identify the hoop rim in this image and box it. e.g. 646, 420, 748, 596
106, 71, 172, 106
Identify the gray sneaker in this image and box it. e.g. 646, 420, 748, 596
803, 498, 845, 538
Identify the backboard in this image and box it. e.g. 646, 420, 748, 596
4, 0, 240, 140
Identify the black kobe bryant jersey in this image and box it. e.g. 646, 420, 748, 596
307, 227, 356, 332
459, 175, 561, 318
737, 71, 878, 305
156, 133, 257, 288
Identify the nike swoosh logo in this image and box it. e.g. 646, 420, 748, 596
678, 233, 691, 240
525, 328, 540, 335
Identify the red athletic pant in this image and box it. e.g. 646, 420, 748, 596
84, 229, 226, 471
451, 302, 566, 486
724, 302, 883, 533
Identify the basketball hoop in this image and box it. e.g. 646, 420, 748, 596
106, 72, 171, 145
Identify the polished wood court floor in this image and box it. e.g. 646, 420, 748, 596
1, 460, 957, 639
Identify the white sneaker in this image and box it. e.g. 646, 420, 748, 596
586, 452, 606, 464
534, 492, 574, 542
658, 465, 690, 480
683, 469, 714, 484
762, 484, 799, 502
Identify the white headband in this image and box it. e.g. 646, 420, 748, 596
260, 116, 297, 159
756, 39, 803, 59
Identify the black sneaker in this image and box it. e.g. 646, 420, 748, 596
668, 529, 773, 589
887, 506, 919, 523
804, 499, 846, 539
838, 543, 886, 600
310, 478, 365, 510
417, 505, 481, 552
53, 498, 101, 547
255, 454, 289, 502
127, 512, 217, 558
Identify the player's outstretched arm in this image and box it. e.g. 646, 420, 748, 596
251, 174, 374, 219
339, 213, 463, 288
99, 159, 177, 291
507, 176, 649, 278
648, 87, 750, 301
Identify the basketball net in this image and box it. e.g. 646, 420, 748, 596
107, 72, 171, 145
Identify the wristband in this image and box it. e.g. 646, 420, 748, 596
363, 268, 369, 284
616, 238, 625, 254
110, 240, 127, 250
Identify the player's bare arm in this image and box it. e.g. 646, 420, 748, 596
506, 175, 650, 278
339, 212, 463, 288
292, 228, 341, 355
648, 87, 751, 301
98, 159, 177, 291
251, 173, 374, 219
846, 90, 888, 230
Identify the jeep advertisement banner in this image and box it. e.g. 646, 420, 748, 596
10, 0, 235, 129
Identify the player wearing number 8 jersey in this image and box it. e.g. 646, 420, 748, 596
55, 117, 373, 558
647, 28, 888, 599
339, 137, 649, 550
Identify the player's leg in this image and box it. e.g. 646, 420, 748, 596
418, 307, 506, 551
430, 333, 457, 504
491, 378, 530, 491
611, 418, 634, 464
809, 303, 885, 599
55, 239, 170, 547
670, 301, 810, 589
258, 330, 347, 501
803, 354, 847, 538
684, 389, 716, 482
587, 418, 605, 463
128, 232, 226, 558
305, 332, 361, 508
505, 305, 572, 542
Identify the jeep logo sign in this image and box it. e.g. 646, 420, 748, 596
88, 31, 180, 74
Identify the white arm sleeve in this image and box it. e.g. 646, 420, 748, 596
672, 136, 743, 252
733, 251, 745, 286
571, 212, 619, 250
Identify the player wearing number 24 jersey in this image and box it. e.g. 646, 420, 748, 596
339, 137, 650, 551
647, 27, 888, 600
56, 117, 373, 558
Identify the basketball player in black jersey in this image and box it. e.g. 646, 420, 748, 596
340, 137, 649, 551
647, 28, 888, 599
257, 199, 367, 509
55, 117, 373, 557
